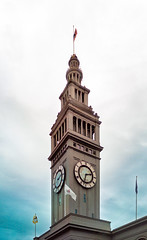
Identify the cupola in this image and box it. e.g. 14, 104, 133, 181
66, 54, 83, 84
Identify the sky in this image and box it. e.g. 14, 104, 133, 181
0, 0, 147, 239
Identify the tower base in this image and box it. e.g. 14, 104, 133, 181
34, 213, 111, 240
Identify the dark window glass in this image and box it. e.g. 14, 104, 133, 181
73, 116, 77, 131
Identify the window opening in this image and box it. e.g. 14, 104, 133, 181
65, 118, 67, 132
82, 92, 84, 103
78, 119, 81, 134
83, 121, 86, 136
59, 127, 61, 140
75, 89, 77, 99
78, 91, 81, 101
54, 135, 56, 147
92, 125, 95, 140
73, 116, 77, 131
87, 123, 90, 138
62, 123, 64, 137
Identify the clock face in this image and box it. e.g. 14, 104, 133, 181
53, 165, 65, 193
74, 161, 96, 188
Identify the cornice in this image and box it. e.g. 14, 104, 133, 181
59, 80, 90, 99
48, 131, 103, 162
50, 99, 101, 136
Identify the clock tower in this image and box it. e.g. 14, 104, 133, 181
49, 54, 103, 225
35, 47, 147, 240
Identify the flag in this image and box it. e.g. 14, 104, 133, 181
73, 28, 77, 41
65, 184, 77, 201
135, 176, 138, 194
32, 214, 38, 224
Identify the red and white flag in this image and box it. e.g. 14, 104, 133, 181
73, 28, 77, 41
65, 184, 77, 201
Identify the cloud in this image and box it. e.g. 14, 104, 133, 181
0, 0, 147, 238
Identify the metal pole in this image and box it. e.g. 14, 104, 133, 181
64, 184, 66, 216
136, 176, 138, 220
73, 25, 75, 54
136, 190, 137, 219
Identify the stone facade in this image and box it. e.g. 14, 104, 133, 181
35, 54, 147, 240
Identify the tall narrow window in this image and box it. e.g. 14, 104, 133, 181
78, 91, 81, 101
59, 127, 61, 140
92, 125, 95, 140
62, 123, 64, 137
73, 116, 77, 131
65, 118, 67, 132
78, 119, 81, 134
75, 89, 77, 99
83, 121, 86, 136
82, 92, 84, 103
83, 194, 86, 203
87, 123, 90, 138
54, 135, 56, 147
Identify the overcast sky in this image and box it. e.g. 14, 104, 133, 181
0, 0, 147, 239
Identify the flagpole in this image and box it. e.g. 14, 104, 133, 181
35, 223, 36, 238
135, 176, 138, 220
32, 213, 38, 238
73, 25, 75, 55
64, 184, 66, 216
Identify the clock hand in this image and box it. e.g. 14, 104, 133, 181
84, 173, 92, 181
84, 173, 91, 180
57, 176, 61, 181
